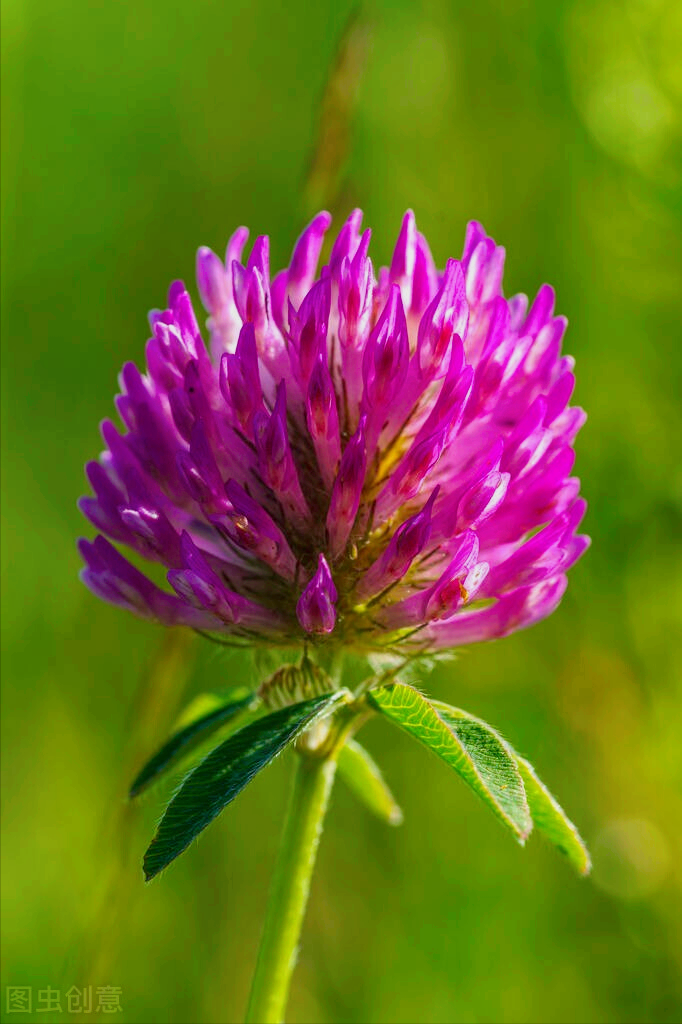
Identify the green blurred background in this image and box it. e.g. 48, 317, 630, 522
2, 0, 681, 1021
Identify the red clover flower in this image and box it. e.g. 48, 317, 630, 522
79, 210, 588, 653
78, 211, 591, 1021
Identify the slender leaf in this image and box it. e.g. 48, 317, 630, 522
369, 682, 532, 841
338, 739, 403, 826
515, 755, 591, 875
143, 690, 346, 880
432, 701, 590, 874
172, 691, 237, 731
432, 700, 591, 875
129, 690, 255, 798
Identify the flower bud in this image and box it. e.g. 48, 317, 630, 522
296, 555, 338, 634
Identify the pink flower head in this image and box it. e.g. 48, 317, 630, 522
79, 211, 588, 651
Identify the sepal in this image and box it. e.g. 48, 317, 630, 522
258, 660, 335, 710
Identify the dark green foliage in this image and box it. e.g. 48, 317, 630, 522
371, 683, 590, 872
370, 682, 533, 841
143, 692, 344, 880
129, 691, 255, 798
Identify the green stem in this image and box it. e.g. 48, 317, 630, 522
245, 751, 337, 1024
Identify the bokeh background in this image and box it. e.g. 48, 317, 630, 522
2, 0, 682, 1021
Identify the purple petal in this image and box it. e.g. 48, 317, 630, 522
326, 418, 367, 559
306, 355, 341, 489
287, 211, 332, 308
357, 489, 438, 601
218, 479, 298, 581
296, 554, 338, 634
424, 575, 569, 648
417, 259, 469, 379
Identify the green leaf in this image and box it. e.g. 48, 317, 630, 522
143, 691, 347, 880
369, 682, 532, 842
515, 756, 591, 875
129, 690, 255, 798
338, 739, 403, 826
433, 702, 590, 874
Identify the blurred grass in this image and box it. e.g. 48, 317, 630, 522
2, 0, 682, 1022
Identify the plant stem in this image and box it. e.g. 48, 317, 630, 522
245, 751, 337, 1024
